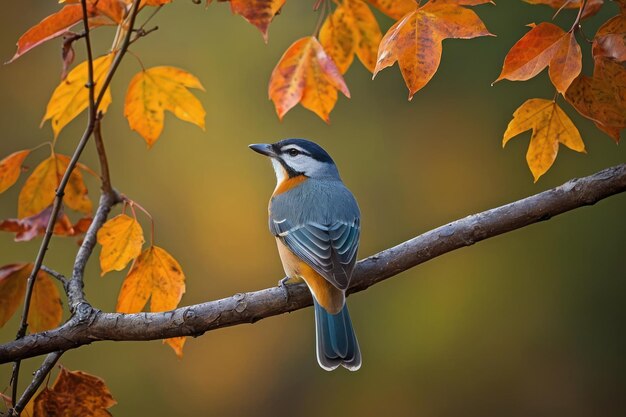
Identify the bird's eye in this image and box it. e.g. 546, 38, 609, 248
288, 149, 299, 157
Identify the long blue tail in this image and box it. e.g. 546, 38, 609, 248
313, 299, 361, 371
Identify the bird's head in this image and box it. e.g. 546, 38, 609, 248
249, 138, 340, 181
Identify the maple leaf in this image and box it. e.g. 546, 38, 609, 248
229, 0, 286, 41
373, 1, 492, 99
0, 150, 30, 194
592, 13, 626, 63
18, 153, 92, 219
116, 245, 186, 356
29, 270, 63, 333
503, 98, 585, 181
124, 66, 206, 147
0, 264, 29, 328
523, 0, 605, 19
495, 22, 582, 94
33, 367, 116, 417
320, 0, 382, 73
8, 2, 124, 63
565, 58, 626, 143
269, 36, 350, 122
365, 0, 417, 20
0, 263, 61, 332
97, 214, 145, 275
0, 205, 89, 242
43, 54, 113, 138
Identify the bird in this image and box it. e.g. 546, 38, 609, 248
249, 138, 361, 371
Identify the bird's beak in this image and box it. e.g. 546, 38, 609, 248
248, 143, 276, 157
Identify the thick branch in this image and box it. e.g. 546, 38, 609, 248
1, 164, 624, 363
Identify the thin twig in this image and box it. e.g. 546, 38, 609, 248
93, 114, 112, 195
96, 0, 142, 108
9, 0, 98, 404
1, 164, 625, 363
40, 266, 68, 286
6, 352, 62, 417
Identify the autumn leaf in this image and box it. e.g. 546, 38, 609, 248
320, 0, 382, 73
0, 264, 29, 328
33, 367, 116, 417
269, 36, 350, 121
43, 54, 113, 138
523, 0, 605, 19
592, 13, 626, 63
164, 336, 186, 359
366, 0, 417, 20
124, 66, 206, 147
97, 214, 145, 275
565, 58, 626, 143
374, 1, 492, 99
8, 2, 123, 63
495, 22, 581, 94
0, 150, 30, 194
229, 0, 285, 41
116, 245, 186, 356
503, 98, 585, 181
28, 270, 63, 333
18, 153, 92, 218
0, 263, 62, 332
0, 205, 88, 242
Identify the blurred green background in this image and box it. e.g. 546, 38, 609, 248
1, 1, 625, 416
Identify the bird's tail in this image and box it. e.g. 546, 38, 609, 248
313, 299, 361, 371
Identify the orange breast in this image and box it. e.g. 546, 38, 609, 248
273, 175, 307, 196
276, 238, 344, 314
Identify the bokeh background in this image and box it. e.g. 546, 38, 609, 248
1, 1, 625, 416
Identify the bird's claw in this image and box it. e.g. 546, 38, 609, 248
278, 276, 291, 302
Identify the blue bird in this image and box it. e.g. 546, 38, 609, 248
250, 139, 362, 371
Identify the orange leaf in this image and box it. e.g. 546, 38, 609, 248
269, 36, 350, 122
0, 264, 29, 328
18, 153, 92, 218
321, 0, 382, 73
164, 336, 186, 358
124, 66, 206, 147
374, 1, 492, 99
230, 0, 285, 41
495, 22, 581, 94
28, 269, 63, 333
0, 205, 82, 242
592, 14, 626, 63
8, 2, 123, 63
33, 367, 116, 417
503, 98, 585, 182
116, 245, 186, 314
43, 54, 114, 138
565, 58, 626, 143
0, 150, 30, 194
523, 0, 605, 19
97, 214, 144, 275
365, 0, 417, 20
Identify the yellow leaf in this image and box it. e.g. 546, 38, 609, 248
0, 264, 29, 328
97, 214, 144, 275
18, 153, 92, 218
0, 150, 30, 194
42, 54, 113, 138
116, 245, 185, 313
124, 66, 206, 147
28, 269, 62, 333
503, 98, 585, 182
164, 336, 186, 358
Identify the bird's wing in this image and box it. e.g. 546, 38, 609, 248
271, 218, 360, 290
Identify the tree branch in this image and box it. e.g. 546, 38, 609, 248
0, 163, 624, 364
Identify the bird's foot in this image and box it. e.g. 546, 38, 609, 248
278, 276, 300, 302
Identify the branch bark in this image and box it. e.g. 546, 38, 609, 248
1, 163, 624, 364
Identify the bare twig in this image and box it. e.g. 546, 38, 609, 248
93, 115, 112, 195
40, 266, 68, 286
1, 164, 624, 364
6, 352, 62, 417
